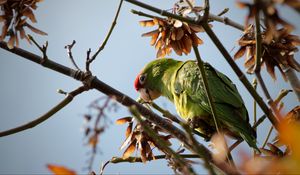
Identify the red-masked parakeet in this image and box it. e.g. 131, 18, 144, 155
134, 58, 257, 150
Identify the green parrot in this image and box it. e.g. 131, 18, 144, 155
134, 58, 258, 150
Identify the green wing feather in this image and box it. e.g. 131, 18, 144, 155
173, 61, 258, 150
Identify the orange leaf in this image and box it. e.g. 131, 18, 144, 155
123, 140, 136, 159
0, 24, 8, 41
189, 24, 204, 33
24, 23, 47, 35
150, 32, 159, 46
115, 117, 132, 125
141, 29, 159, 37
47, 164, 76, 175
155, 38, 163, 50
7, 34, 16, 49
139, 20, 155, 27
0, 15, 5, 22
182, 35, 192, 54
156, 48, 166, 58
190, 33, 203, 45
171, 41, 182, 56
125, 123, 133, 138
176, 28, 184, 40
23, 8, 37, 23
234, 47, 246, 59
88, 135, 98, 147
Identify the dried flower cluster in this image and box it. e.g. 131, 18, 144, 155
116, 116, 173, 163
0, 0, 47, 49
237, 0, 298, 43
234, 25, 300, 80
140, 17, 205, 58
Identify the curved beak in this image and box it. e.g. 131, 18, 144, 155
138, 88, 161, 102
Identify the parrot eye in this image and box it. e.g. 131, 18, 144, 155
139, 74, 147, 84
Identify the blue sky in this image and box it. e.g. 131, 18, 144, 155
0, 0, 299, 174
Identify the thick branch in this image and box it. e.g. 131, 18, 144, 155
110, 154, 200, 163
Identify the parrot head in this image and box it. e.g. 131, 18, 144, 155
134, 58, 180, 102
134, 69, 162, 102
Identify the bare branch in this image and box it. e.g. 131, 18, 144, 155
28, 34, 48, 62
147, 100, 210, 140
86, 48, 92, 72
0, 86, 89, 137
89, 0, 124, 64
111, 154, 200, 163
64, 40, 80, 70
131, 8, 244, 31
262, 126, 274, 149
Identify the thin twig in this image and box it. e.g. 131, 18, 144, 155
89, 0, 124, 64
147, 101, 180, 123
146, 100, 210, 140
28, 34, 48, 60
0, 86, 88, 137
262, 126, 274, 149
191, 0, 221, 134
229, 114, 267, 152
86, 48, 92, 72
193, 45, 220, 133
273, 89, 293, 107
64, 40, 80, 70
131, 8, 244, 31
100, 160, 110, 175
253, 78, 258, 125
252, 78, 258, 156
217, 8, 229, 16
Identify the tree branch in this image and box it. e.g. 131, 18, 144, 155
193, 45, 220, 133
147, 100, 210, 140
110, 154, 200, 163
64, 40, 80, 70
0, 86, 88, 137
89, 0, 124, 64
